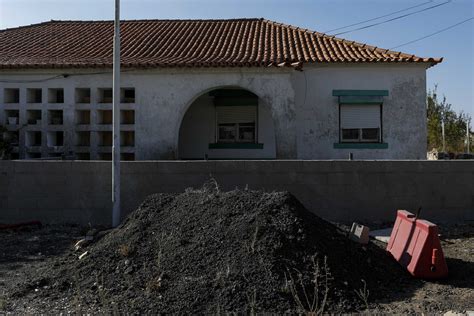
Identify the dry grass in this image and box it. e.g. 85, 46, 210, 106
145, 233, 168, 294
145, 273, 164, 294
354, 279, 370, 311
118, 243, 133, 257
246, 224, 260, 254
246, 288, 258, 315
0, 295, 6, 311
285, 255, 332, 315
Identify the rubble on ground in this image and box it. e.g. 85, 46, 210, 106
5, 182, 418, 313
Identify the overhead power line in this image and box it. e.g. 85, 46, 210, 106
390, 17, 474, 49
324, 0, 434, 33
332, 0, 452, 36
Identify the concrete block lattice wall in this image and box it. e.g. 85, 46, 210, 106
0, 160, 472, 225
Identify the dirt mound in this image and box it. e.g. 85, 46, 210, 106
10, 183, 407, 313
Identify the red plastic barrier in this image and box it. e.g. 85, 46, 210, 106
386, 210, 448, 279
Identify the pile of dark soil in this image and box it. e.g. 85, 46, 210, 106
9, 183, 408, 313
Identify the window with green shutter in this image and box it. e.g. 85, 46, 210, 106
333, 90, 389, 149
216, 106, 257, 143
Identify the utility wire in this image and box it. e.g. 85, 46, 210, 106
324, 0, 434, 33
0, 68, 138, 83
0, 75, 64, 83
390, 17, 473, 49
332, 0, 452, 36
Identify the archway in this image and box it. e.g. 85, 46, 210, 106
178, 87, 276, 159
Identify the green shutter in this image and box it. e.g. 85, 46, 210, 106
339, 95, 384, 104
214, 97, 258, 106
332, 90, 389, 97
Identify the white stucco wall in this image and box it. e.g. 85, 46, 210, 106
0, 68, 296, 159
291, 64, 428, 159
0, 63, 429, 160
131, 69, 295, 159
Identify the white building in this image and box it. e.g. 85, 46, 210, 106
0, 18, 441, 160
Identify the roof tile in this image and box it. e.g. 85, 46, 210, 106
0, 18, 442, 69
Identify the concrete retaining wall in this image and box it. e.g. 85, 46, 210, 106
1, 160, 473, 225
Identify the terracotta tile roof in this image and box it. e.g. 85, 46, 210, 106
0, 18, 442, 69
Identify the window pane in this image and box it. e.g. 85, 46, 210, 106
341, 129, 359, 141
218, 124, 236, 142
362, 128, 380, 141
238, 122, 255, 142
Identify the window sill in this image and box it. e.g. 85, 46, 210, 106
209, 143, 264, 149
333, 142, 388, 149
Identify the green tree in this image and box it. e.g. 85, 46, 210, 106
427, 86, 472, 153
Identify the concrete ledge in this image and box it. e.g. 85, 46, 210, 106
333, 143, 389, 149
208, 143, 264, 149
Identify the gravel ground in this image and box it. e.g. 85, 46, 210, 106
371, 224, 474, 314
0, 188, 472, 314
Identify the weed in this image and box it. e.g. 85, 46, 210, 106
354, 279, 370, 310
185, 176, 220, 197
246, 288, 257, 315
0, 293, 6, 311
146, 256, 164, 293
215, 263, 232, 287
247, 225, 260, 254
145, 273, 164, 294
258, 253, 273, 279
214, 270, 224, 286
215, 301, 222, 315
286, 255, 332, 315
146, 233, 169, 294
96, 274, 111, 313
72, 271, 84, 315
118, 243, 133, 257
208, 176, 220, 194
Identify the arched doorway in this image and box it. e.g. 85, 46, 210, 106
178, 87, 276, 159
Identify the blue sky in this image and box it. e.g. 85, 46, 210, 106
0, 0, 472, 118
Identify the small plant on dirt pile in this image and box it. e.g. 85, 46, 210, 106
118, 243, 134, 257
247, 224, 260, 254
246, 288, 258, 315
209, 176, 220, 193
185, 176, 220, 198
72, 272, 85, 314
0, 292, 6, 311
96, 274, 110, 312
201, 175, 220, 194
145, 234, 166, 294
214, 263, 231, 288
145, 271, 164, 294
354, 279, 370, 311
285, 255, 332, 315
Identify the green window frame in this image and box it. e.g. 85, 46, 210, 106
333, 90, 389, 149
208, 90, 264, 150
